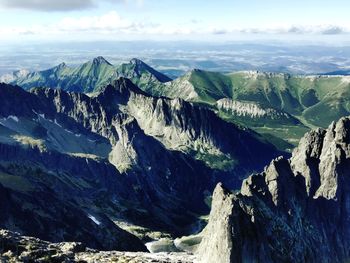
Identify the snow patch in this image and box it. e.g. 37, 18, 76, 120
8, 115, 19, 122
32, 110, 45, 119
64, 129, 74, 134
87, 214, 101, 225
54, 119, 62, 127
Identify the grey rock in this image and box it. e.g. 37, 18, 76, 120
197, 117, 350, 263
0, 229, 195, 263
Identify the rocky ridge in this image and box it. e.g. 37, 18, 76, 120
0, 79, 280, 251
216, 98, 300, 126
197, 116, 350, 263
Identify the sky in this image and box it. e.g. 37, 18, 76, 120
0, 0, 349, 43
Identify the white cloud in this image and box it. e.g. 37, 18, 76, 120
0, 0, 142, 12
0, 11, 348, 41
209, 25, 350, 36
58, 11, 138, 32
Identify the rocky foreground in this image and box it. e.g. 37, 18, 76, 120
0, 229, 195, 263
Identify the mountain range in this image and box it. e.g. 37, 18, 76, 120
1, 57, 350, 262
1, 96, 350, 262
0, 78, 279, 251
0, 57, 170, 94
4, 57, 350, 152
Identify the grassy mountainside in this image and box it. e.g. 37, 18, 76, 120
9, 57, 116, 93
150, 70, 350, 150
5, 57, 171, 93
154, 70, 350, 128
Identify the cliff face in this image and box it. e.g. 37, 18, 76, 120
216, 98, 301, 126
198, 117, 350, 263
30, 78, 279, 183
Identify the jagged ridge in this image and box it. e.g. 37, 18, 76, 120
198, 116, 350, 263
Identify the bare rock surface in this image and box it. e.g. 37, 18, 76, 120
197, 117, 350, 263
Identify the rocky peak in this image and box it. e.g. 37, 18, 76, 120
291, 117, 350, 200
197, 116, 350, 263
129, 58, 150, 74
92, 56, 112, 66
128, 58, 171, 82
196, 183, 235, 263
130, 58, 146, 66
55, 62, 67, 70
98, 77, 149, 106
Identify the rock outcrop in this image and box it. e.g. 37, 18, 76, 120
216, 98, 300, 126
197, 116, 350, 263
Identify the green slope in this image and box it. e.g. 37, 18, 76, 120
159, 70, 350, 128
12, 57, 117, 93
146, 70, 350, 151
7, 57, 171, 94
115, 58, 171, 94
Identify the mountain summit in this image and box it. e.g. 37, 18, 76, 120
92, 56, 112, 65
116, 58, 172, 86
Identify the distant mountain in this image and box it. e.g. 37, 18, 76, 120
0, 80, 279, 249
154, 70, 350, 128
2, 57, 171, 93
323, 70, 350, 75
0, 56, 115, 93
144, 70, 350, 150
116, 58, 171, 85
198, 116, 350, 263
5, 61, 350, 151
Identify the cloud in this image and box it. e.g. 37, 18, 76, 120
58, 11, 140, 32
0, 11, 149, 40
223, 25, 350, 35
0, 0, 94, 11
211, 28, 228, 35
0, 10, 348, 42
0, 0, 142, 12
321, 26, 345, 35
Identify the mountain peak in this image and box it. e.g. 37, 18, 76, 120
55, 62, 67, 70
129, 58, 147, 66
189, 68, 203, 75
92, 56, 112, 65
128, 58, 172, 83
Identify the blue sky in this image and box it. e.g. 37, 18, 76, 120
0, 0, 349, 43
